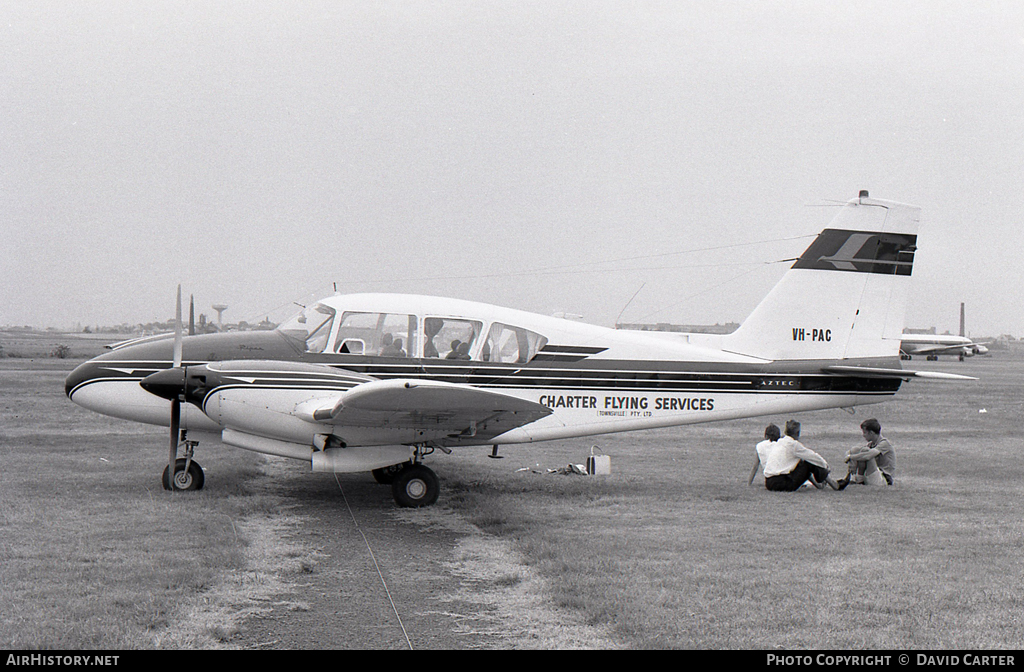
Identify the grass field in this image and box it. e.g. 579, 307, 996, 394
1, 337, 1022, 649
0, 358, 289, 648
0, 330, 113, 361
431, 354, 1024, 648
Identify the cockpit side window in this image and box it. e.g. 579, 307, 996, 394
333, 312, 417, 357
482, 323, 548, 363
277, 303, 337, 353
423, 317, 482, 359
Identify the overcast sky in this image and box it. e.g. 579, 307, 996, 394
3, 1, 1022, 337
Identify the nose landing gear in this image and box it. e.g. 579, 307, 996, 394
162, 437, 204, 491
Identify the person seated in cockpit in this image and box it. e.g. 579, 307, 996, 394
445, 340, 463, 359
380, 334, 406, 357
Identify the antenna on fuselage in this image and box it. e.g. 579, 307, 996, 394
614, 282, 646, 329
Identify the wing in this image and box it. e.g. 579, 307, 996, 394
294, 378, 552, 440
903, 343, 968, 355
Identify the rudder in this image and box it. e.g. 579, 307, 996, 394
722, 192, 920, 362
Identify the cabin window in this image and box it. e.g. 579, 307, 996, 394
334, 312, 417, 357
482, 323, 548, 363
423, 317, 482, 359
277, 303, 337, 353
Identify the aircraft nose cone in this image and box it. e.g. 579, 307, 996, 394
140, 367, 186, 401
65, 361, 91, 399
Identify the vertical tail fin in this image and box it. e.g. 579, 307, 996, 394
723, 192, 920, 362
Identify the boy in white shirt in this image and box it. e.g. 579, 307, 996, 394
763, 420, 839, 491
749, 423, 781, 485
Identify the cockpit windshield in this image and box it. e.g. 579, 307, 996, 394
276, 300, 549, 362
482, 322, 547, 363
277, 303, 336, 353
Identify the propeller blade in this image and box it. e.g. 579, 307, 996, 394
173, 285, 183, 368
168, 285, 184, 490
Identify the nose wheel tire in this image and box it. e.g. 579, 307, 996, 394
162, 458, 205, 491
391, 464, 439, 508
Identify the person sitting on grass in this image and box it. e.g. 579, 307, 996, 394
836, 418, 896, 489
748, 423, 781, 486
763, 420, 839, 491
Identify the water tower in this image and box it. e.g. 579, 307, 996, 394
212, 304, 228, 328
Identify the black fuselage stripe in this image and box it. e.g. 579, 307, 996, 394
92, 357, 896, 376
539, 345, 608, 354
73, 359, 902, 395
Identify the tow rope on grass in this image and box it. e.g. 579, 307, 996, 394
333, 473, 413, 650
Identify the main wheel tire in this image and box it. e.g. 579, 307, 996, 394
391, 464, 439, 508
372, 463, 407, 485
162, 458, 205, 491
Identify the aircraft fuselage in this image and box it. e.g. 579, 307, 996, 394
66, 307, 901, 450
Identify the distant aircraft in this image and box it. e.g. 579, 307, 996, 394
899, 335, 989, 360
66, 192, 973, 507
901, 303, 989, 360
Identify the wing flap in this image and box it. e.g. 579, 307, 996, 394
905, 344, 964, 355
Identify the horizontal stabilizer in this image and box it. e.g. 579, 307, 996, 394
822, 365, 977, 381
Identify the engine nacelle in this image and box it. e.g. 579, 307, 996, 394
311, 446, 413, 473
222, 428, 412, 473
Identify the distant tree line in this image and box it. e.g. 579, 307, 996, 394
81, 315, 277, 335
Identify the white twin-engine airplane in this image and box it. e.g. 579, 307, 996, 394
66, 192, 972, 507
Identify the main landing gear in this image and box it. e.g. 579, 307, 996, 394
372, 445, 441, 508
391, 464, 440, 508
162, 436, 205, 491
